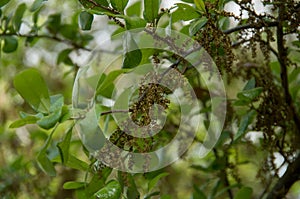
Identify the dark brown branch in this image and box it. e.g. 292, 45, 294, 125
86, 0, 120, 15
223, 21, 278, 34
100, 110, 129, 116
266, 3, 300, 199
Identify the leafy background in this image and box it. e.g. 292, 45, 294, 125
0, 0, 300, 198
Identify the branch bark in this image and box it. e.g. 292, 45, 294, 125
266, 3, 300, 198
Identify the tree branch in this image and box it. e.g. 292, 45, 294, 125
266, 3, 300, 198
223, 21, 278, 34
0, 33, 92, 51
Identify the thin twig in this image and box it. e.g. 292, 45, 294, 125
0, 33, 92, 51
223, 21, 278, 34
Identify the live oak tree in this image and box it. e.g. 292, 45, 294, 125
0, 0, 299, 199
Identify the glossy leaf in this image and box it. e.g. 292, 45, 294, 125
63, 181, 86, 190
111, 0, 129, 12
234, 110, 256, 141
123, 32, 142, 68
2, 36, 18, 53
234, 187, 253, 199
0, 0, 10, 7
94, 180, 121, 199
13, 3, 26, 32
14, 69, 50, 113
143, 0, 160, 23
194, 0, 206, 13
79, 11, 94, 30
172, 3, 200, 22
189, 17, 208, 36
57, 127, 73, 164
86, 167, 112, 197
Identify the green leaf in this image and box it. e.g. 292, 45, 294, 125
14, 69, 50, 113
126, 174, 140, 199
234, 187, 253, 199
124, 16, 147, 29
66, 155, 89, 171
189, 17, 208, 36
148, 172, 169, 192
57, 127, 73, 164
194, 0, 206, 13
143, 0, 160, 23
2, 36, 18, 53
86, 167, 112, 197
63, 181, 86, 190
144, 192, 160, 199
181, 0, 194, 3
50, 94, 64, 112
37, 108, 61, 129
123, 32, 142, 68
78, 0, 110, 14
234, 110, 256, 141
126, 1, 141, 16
30, 0, 46, 12
193, 185, 207, 199
172, 3, 200, 22
9, 116, 39, 128
96, 69, 128, 95
0, 0, 10, 7
110, 0, 129, 12
37, 152, 56, 176
57, 49, 73, 65
36, 126, 57, 176
79, 11, 94, 30
46, 14, 61, 34
94, 180, 121, 199
243, 77, 256, 90
237, 87, 263, 101
13, 3, 26, 32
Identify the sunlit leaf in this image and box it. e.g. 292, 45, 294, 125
14, 69, 50, 113
63, 181, 86, 190
172, 3, 200, 22
111, 0, 129, 12
9, 116, 40, 128
143, 0, 160, 23
124, 16, 146, 29
194, 0, 206, 13
94, 180, 121, 199
126, 1, 141, 16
